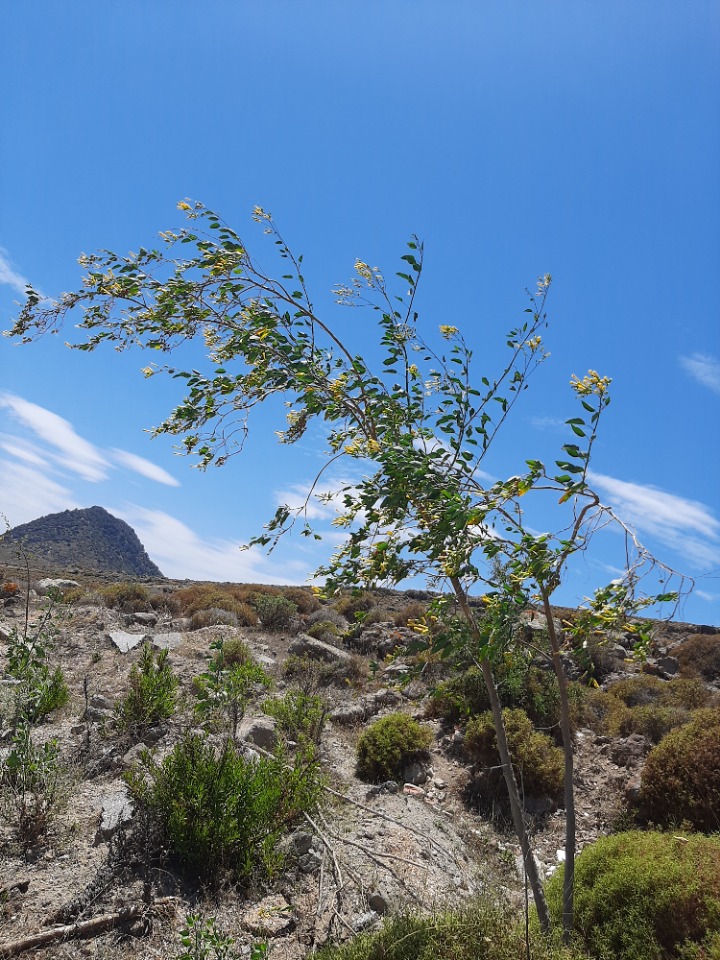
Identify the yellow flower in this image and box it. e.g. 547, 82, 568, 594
439, 325, 458, 338
177, 200, 191, 211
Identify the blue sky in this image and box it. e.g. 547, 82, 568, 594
1, 2, 718, 624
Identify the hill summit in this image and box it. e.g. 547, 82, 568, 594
0, 505, 163, 577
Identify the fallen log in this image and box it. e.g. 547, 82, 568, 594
0, 905, 142, 958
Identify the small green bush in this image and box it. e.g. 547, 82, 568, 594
283, 653, 367, 690
0, 724, 69, 847
254, 594, 298, 631
544, 831, 720, 959
316, 898, 582, 960
116, 644, 179, 732
356, 713, 432, 783
213, 637, 253, 668
194, 638, 271, 736
333, 591, 377, 620
307, 619, 341, 641
124, 733, 322, 885
464, 708, 564, 804
263, 689, 327, 744
639, 708, 720, 830
3, 618, 69, 727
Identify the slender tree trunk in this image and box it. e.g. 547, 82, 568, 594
450, 577, 552, 934
540, 588, 575, 942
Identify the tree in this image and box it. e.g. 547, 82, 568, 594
8, 201, 684, 937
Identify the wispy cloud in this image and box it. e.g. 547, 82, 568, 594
589, 471, 720, 570
111, 449, 180, 487
115, 505, 312, 583
0, 393, 109, 482
0, 248, 31, 296
679, 353, 720, 395
529, 415, 566, 432
0, 458, 80, 527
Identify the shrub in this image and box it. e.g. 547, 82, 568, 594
254, 594, 297, 631
124, 733, 322, 885
194, 641, 271, 737
639, 708, 720, 830
281, 586, 321, 616
356, 713, 432, 783
315, 898, 581, 960
3, 616, 69, 727
393, 601, 428, 628
584, 675, 712, 744
544, 831, 720, 960
283, 653, 367, 690
0, 724, 70, 847
116, 644, 179, 732
263, 689, 327, 744
333, 591, 376, 620
675, 633, 720, 682
306, 619, 341, 641
171, 584, 259, 623
190, 608, 239, 630
100, 582, 151, 612
464, 708, 564, 805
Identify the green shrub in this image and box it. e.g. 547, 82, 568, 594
333, 591, 377, 620
3, 616, 69, 727
544, 831, 720, 959
426, 656, 565, 734
116, 644, 179, 732
0, 724, 69, 847
675, 633, 720, 682
263, 689, 327, 744
356, 713, 432, 783
254, 594, 297, 631
124, 733, 322, 885
190, 608, 239, 630
194, 646, 272, 737
584, 675, 712, 744
464, 708, 563, 804
316, 898, 581, 960
100, 582, 151, 612
639, 708, 720, 830
171, 584, 259, 623
307, 619, 341, 641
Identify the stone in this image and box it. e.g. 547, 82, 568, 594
367, 889, 390, 914
353, 911, 379, 931
239, 716, 278, 751
131, 612, 158, 627
288, 634, 353, 663
656, 655, 680, 678
403, 783, 426, 798
243, 895, 294, 937
90, 694, 113, 711
625, 774, 643, 804
610, 734, 648, 767
297, 851, 322, 873
402, 761, 430, 786
151, 632, 183, 650
284, 830, 313, 856
94, 787, 133, 844
329, 703, 366, 725
36, 578, 79, 595
107, 630, 146, 653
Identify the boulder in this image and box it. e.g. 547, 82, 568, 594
288, 634, 353, 663
239, 716, 278, 751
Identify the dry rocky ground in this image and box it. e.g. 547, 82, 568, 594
0, 571, 717, 959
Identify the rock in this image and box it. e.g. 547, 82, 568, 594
243, 895, 294, 937
434, 778, 448, 790
94, 787, 133, 844
121, 743, 148, 768
610, 734, 648, 767
367, 889, 390, 914
329, 703, 367, 725
282, 830, 313, 856
107, 630, 147, 653
151, 632, 183, 650
402, 761, 430, 786
522, 795, 555, 816
403, 784, 426, 798
353, 911, 379, 931
90, 694, 113, 711
288, 634, 353, 663
239, 716, 278, 751
129, 612, 158, 627
656, 655, 680, 678
36, 578, 79, 595
625, 774, 643, 804
297, 851, 322, 873
85, 706, 113, 723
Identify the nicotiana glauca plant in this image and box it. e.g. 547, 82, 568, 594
8, 200, 688, 938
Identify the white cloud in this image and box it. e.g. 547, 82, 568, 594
529, 415, 566, 432
113, 505, 312, 583
589, 471, 720, 570
0, 393, 109, 482
0, 248, 31, 296
0, 435, 47, 467
0, 458, 80, 527
679, 353, 720, 395
111, 449, 180, 487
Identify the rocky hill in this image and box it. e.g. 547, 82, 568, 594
0, 506, 162, 578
